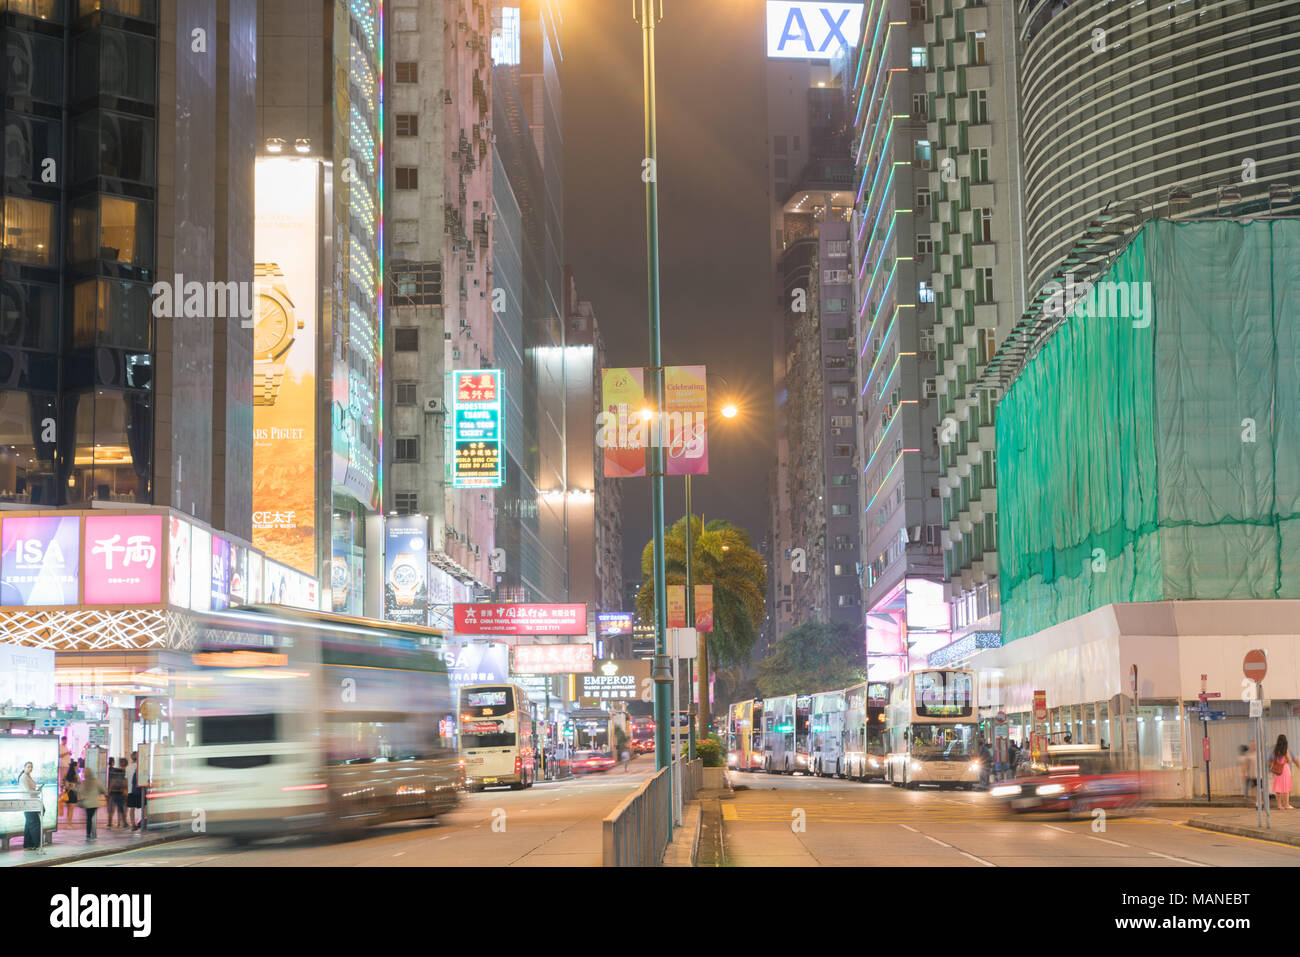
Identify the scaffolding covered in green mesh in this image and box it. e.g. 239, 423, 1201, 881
996, 219, 1300, 642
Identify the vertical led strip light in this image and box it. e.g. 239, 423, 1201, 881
376, 0, 385, 504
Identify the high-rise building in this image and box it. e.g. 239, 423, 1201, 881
256, 0, 385, 615
766, 55, 861, 638
490, 0, 568, 606
384, 0, 496, 607
925, 0, 1023, 642
851, 0, 946, 677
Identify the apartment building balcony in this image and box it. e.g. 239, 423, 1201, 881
965, 65, 992, 89
963, 5, 988, 30
971, 183, 996, 207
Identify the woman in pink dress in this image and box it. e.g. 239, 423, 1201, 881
1270, 735, 1299, 809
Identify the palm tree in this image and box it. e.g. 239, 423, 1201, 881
633, 516, 767, 669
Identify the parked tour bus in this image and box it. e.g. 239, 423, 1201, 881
842, 681, 889, 780
883, 669, 981, 789
727, 699, 764, 771
459, 683, 538, 791
152, 606, 461, 840
762, 694, 813, 773
809, 690, 845, 777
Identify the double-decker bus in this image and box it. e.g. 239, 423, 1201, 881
152, 606, 461, 840
727, 700, 764, 771
809, 690, 845, 777
884, 669, 980, 789
843, 681, 889, 780
459, 683, 537, 791
761, 694, 812, 773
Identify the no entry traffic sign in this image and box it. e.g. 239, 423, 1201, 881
1244, 649, 1268, 683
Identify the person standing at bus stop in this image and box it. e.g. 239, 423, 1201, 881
19, 761, 41, 852
621, 747, 632, 772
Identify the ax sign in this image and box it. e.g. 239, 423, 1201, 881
766, 2, 866, 60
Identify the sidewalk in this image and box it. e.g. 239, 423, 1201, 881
1186, 805, 1300, 847
2, 808, 185, 868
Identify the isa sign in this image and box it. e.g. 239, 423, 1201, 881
767, 2, 864, 59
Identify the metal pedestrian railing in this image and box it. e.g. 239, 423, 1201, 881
603, 758, 702, 867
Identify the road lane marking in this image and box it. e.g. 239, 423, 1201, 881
1155, 819, 1300, 852
923, 835, 950, 846
1149, 850, 1209, 867
1089, 835, 1129, 847
1043, 823, 1070, 833
393, 852, 405, 857
439, 836, 452, 841
899, 824, 919, 833
960, 851, 995, 866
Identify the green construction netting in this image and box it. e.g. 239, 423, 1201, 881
997, 219, 1300, 642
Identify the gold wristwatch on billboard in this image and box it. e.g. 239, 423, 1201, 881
253, 263, 303, 406
390, 554, 421, 606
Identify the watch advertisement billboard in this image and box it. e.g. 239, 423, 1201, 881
452, 370, 504, 489
512, 643, 594, 675
601, 367, 647, 478
84, 514, 162, 606
579, 659, 652, 707
384, 517, 428, 625
252, 156, 318, 576
454, 602, 588, 637
0, 516, 80, 607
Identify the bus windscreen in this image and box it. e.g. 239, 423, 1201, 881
914, 671, 973, 717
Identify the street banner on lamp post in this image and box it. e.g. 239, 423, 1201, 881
694, 584, 713, 632
601, 367, 648, 478
664, 365, 708, 476
667, 585, 687, 628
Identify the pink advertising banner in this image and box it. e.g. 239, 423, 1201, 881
665, 365, 708, 476
83, 514, 163, 605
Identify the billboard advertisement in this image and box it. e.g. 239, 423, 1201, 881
84, 514, 162, 606
664, 365, 708, 476
512, 643, 594, 675
167, 516, 191, 609
579, 658, 652, 707
452, 370, 504, 489
189, 525, 212, 612
597, 611, 634, 637
694, 584, 714, 632
440, 642, 510, 689
384, 516, 428, 625
454, 602, 588, 637
211, 535, 231, 610
667, 585, 687, 628
264, 559, 318, 610
0, 516, 80, 607
601, 367, 647, 478
253, 156, 318, 576
229, 543, 249, 606
766, 2, 865, 60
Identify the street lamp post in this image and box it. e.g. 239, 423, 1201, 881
634, 0, 672, 779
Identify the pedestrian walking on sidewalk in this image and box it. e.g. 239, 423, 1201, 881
621, 748, 632, 772
1270, 735, 1299, 809
1240, 742, 1258, 798
62, 761, 79, 825
78, 766, 106, 841
18, 761, 41, 852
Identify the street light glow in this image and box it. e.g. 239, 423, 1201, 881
721, 402, 739, 419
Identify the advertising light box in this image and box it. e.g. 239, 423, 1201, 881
84, 514, 163, 606
384, 516, 428, 625
513, 643, 594, 675
454, 602, 588, 637
0, 516, 80, 607
766, 1, 864, 60
452, 370, 504, 489
167, 516, 191, 609
190, 525, 212, 612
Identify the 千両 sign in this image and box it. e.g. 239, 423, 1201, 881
83, 514, 163, 605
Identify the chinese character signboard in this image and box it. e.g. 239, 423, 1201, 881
452, 370, 504, 489
694, 584, 713, 632
664, 365, 708, 476
513, 643, 594, 675
597, 611, 635, 637
667, 585, 687, 628
384, 516, 428, 625
601, 367, 647, 478
84, 515, 162, 605
454, 603, 588, 637
0, 516, 80, 607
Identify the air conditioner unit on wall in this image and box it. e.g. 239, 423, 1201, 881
423, 397, 444, 414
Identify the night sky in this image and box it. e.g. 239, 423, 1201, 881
563, 0, 775, 591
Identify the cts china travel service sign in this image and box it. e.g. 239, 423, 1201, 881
766, 2, 864, 59
454, 603, 588, 637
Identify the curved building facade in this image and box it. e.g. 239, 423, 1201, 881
1019, 0, 1300, 291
